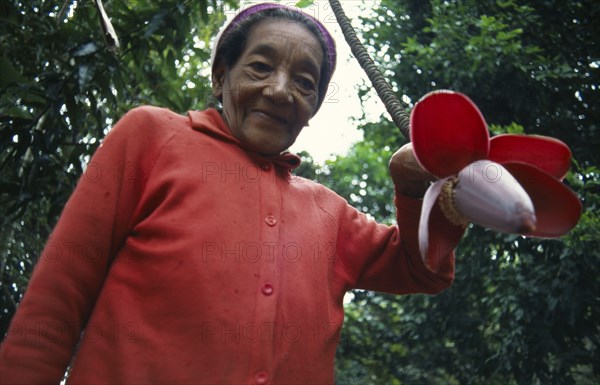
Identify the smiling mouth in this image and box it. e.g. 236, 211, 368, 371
253, 110, 288, 124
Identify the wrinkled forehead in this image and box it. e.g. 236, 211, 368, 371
211, 5, 336, 72
243, 20, 325, 64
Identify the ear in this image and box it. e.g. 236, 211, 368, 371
212, 59, 226, 100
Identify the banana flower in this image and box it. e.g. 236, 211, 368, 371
411, 91, 581, 261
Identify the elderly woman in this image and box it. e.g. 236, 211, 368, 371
0, 3, 464, 384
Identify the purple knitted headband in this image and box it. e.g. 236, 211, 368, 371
211, 2, 337, 108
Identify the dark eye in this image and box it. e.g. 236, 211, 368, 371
296, 76, 317, 93
249, 62, 272, 73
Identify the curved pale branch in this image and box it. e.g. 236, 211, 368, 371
94, 0, 120, 51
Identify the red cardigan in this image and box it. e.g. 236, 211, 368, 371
0, 107, 461, 384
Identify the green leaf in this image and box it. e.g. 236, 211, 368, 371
2, 106, 33, 120
0, 57, 26, 86
295, 0, 315, 8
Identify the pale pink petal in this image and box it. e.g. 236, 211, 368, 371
419, 178, 465, 271
454, 161, 536, 234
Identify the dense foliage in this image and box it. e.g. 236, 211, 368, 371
0, 0, 236, 337
1, 1, 598, 384
326, 1, 599, 384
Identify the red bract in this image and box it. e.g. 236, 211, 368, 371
410, 90, 581, 259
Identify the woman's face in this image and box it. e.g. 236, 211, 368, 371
212, 20, 324, 155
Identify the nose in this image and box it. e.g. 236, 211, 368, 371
262, 71, 293, 104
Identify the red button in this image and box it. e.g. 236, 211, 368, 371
255, 371, 268, 384
265, 215, 277, 226
261, 284, 274, 296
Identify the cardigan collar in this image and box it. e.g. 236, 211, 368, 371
188, 108, 302, 173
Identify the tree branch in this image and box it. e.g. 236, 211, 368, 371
328, 0, 411, 140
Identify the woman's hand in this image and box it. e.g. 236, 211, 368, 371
389, 143, 436, 199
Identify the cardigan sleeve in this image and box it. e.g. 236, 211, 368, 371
334, 188, 465, 295
0, 106, 181, 384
